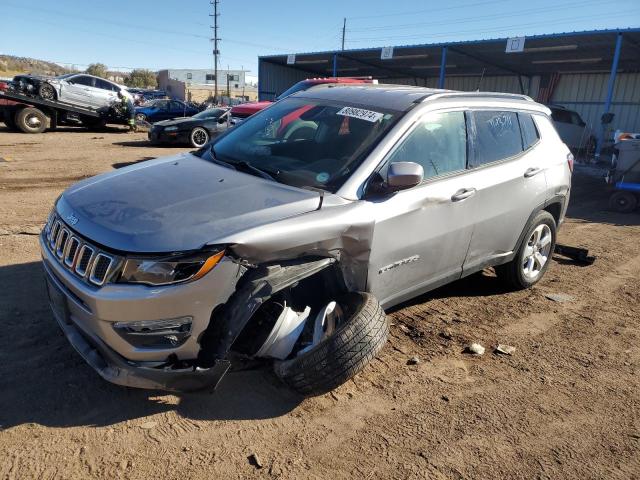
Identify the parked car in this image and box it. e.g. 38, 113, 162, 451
148, 107, 230, 147
40, 85, 572, 396
549, 105, 596, 153
10, 73, 132, 109
229, 77, 377, 124
134, 99, 199, 123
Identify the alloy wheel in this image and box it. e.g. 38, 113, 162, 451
522, 224, 552, 281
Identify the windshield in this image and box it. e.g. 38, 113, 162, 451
275, 81, 312, 101
197, 97, 400, 193
193, 108, 226, 119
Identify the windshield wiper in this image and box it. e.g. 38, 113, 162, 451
233, 161, 279, 182
206, 145, 237, 170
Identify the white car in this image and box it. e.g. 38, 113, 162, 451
549, 105, 596, 153
12, 73, 132, 110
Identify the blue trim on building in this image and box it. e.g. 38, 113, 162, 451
438, 46, 447, 89
596, 33, 624, 158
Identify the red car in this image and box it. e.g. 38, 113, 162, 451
230, 77, 376, 123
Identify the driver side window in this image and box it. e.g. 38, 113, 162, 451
387, 111, 467, 180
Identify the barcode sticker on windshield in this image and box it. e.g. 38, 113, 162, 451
336, 107, 384, 123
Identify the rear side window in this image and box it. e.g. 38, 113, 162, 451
387, 111, 467, 180
519, 113, 540, 150
551, 108, 572, 124
471, 111, 522, 167
95, 79, 116, 91
69, 75, 93, 87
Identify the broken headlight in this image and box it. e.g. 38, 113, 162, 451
119, 250, 224, 286
113, 316, 192, 348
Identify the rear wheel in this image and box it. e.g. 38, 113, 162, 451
15, 107, 48, 134
274, 292, 389, 397
38, 82, 56, 101
190, 127, 209, 148
496, 210, 556, 289
609, 191, 638, 213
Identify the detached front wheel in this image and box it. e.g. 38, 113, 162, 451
274, 292, 389, 397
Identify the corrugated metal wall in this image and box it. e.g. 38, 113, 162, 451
551, 72, 640, 133
259, 60, 640, 133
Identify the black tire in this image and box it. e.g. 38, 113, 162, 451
274, 292, 389, 397
609, 191, 638, 213
81, 116, 107, 131
2, 109, 18, 131
496, 210, 557, 290
15, 107, 48, 134
38, 82, 56, 101
190, 127, 210, 148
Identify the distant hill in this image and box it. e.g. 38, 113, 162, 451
0, 55, 77, 78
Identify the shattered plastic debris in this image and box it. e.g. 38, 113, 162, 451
495, 344, 516, 355
466, 343, 485, 356
544, 293, 574, 303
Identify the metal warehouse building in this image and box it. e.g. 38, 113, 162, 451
258, 28, 640, 149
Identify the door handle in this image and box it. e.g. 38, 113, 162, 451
451, 188, 476, 202
524, 167, 543, 178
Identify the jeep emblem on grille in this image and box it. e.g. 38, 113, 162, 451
66, 213, 79, 226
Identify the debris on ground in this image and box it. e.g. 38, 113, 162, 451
545, 293, 574, 303
248, 453, 263, 469
138, 422, 157, 430
439, 330, 453, 340
495, 344, 516, 356
465, 343, 485, 355
407, 356, 420, 365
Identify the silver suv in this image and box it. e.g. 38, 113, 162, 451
41, 85, 572, 395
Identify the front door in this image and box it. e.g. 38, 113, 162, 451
61, 75, 93, 107
367, 110, 476, 307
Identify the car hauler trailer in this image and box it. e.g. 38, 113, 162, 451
0, 89, 124, 134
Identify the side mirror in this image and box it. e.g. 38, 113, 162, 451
387, 162, 424, 191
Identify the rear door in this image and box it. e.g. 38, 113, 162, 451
169, 101, 187, 118
367, 109, 476, 307
94, 78, 119, 107
462, 110, 547, 274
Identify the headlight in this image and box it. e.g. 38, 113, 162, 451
119, 250, 224, 286
164, 126, 179, 132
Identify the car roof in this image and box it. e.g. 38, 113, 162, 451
295, 83, 544, 113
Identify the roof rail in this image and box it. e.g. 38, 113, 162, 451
424, 91, 534, 103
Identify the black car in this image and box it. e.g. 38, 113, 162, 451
148, 107, 230, 147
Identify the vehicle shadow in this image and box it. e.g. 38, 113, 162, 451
0, 261, 303, 429
112, 140, 157, 148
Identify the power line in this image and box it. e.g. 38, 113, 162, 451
348, 0, 512, 20
346, 0, 607, 32
345, 11, 639, 44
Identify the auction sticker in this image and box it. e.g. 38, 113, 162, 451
336, 106, 384, 123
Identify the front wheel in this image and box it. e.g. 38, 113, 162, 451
496, 210, 556, 289
609, 191, 637, 213
274, 292, 389, 397
190, 127, 210, 148
38, 82, 56, 101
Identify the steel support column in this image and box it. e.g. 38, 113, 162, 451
596, 32, 623, 159
438, 46, 447, 89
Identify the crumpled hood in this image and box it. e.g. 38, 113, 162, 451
56, 153, 321, 253
154, 117, 196, 128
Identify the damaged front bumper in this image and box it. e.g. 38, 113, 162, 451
44, 263, 231, 391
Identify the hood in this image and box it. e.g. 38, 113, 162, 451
154, 117, 197, 128
56, 153, 322, 253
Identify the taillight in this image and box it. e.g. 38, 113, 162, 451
567, 152, 574, 173
0, 82, 8, 91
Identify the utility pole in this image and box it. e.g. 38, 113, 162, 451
226, 64, 230, 101
341, 18, 346, 50
209, 0, 220, 103
241, 64, 245, 100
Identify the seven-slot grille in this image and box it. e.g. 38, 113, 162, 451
44, 213, 116, 286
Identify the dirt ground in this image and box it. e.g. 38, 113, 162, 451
0, 125, 638, 480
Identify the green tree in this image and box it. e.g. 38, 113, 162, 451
85, 63, 108, 78
124, 69, 157, 88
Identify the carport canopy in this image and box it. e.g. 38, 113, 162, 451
260, 28, 640, 84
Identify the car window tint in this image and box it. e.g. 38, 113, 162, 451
95, 79, 115, 91
570, 112, 583, 125
518, 113, 540, 150
155, 100, 169, 110
551, 109, 572, 124
170, 101, 184, 111
387, 111, 467, 179
70, 75, 93, 87
471, 111, 523, 167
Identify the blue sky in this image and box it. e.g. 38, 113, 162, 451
2, 0, 638, 78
